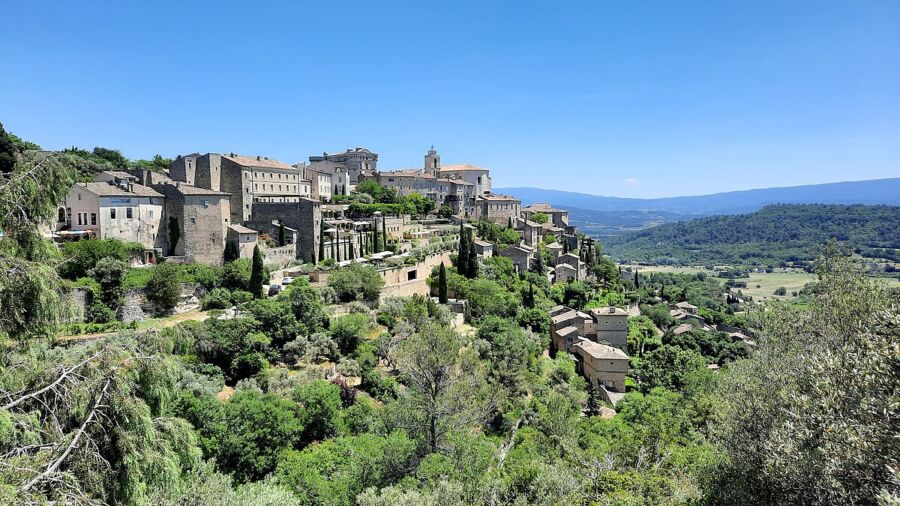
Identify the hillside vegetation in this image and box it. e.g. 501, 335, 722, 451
604, 204, 900, 267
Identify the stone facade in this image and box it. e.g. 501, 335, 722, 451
62, 177, 164, 250
308, 147, 378, 184
154, 183, 231, 265
227, 224, 258, 259
478, 193, 521, 225
248, 198, 322, 264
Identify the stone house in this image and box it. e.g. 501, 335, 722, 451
474, 239, 494, 258
550, 307, 592, 353
227, 224, 258, 260
522, 203, 570, 230
586, 306, 629, 351
61, 178, 164, 250
675, 301, 699, 314
477, 193, 521, 225
546, 242, 564, 259
502, 244, 533, 274
571, 338, 629, 404
555, 263, 579, 283
556, 253, 586, 281
516, 218, 542, 247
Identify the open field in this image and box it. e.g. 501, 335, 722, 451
723, 271, 816, 301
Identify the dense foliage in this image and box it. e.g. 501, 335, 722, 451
606, 204, 900, 267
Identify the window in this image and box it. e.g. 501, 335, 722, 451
77, 193, 81, 201
190, 217, 196, 224
110, 208, 116, 219
149, 210, 154, 218
58, 208, 65, 222
202, 200, 209, 208
90, 213, 96, 225
126, 208, 133, 219
77, 213, 82, 226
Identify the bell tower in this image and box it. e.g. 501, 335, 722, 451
424, 146, 440, 176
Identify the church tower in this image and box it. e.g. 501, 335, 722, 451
424, 146, 440, 176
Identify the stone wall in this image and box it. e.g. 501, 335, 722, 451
261, 244, 297, 268
117, 283, 208, 323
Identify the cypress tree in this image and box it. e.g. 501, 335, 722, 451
167, 215, 180, 256
634, 268, 639, 289
331, 232, 336, 261
457, 224, 469, 276
382, 215, 388, 250
224, 241, 239, 263
249, 244, 265, 298
318, 218, 326, 263
278, 220, 286, 246
507, 216, 513, 229
438, 263, 448, 303
466, 229, 479, 279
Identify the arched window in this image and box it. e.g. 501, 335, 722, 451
57, 208, 65, 223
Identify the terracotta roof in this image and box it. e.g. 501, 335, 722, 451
439, 177, 474, 186
78, 182, 163, 198
556, 263, 577, 273
551, 310, 579, 324
676, 302, 698, 310
474, 239, 493, 247
438, 163, 488, 172
573, 338, 629, 360
224, 154, 295, 170
524, 203, 566, 213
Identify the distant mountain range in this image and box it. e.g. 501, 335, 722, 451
496, 178, 900, 236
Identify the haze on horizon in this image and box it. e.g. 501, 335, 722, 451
1, 1, 897, 199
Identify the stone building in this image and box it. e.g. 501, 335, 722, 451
308, 147, 378, 184
153, 183, 231, 265
227, 224, 258, 260
522, 203, 570, 230
502, 244, 534, 274
571, 338, 629, 404
585, 306, 629, 351
61, 177, 164, 250
438, 163, 492, 196
171, 153, 308, 224
248, 198, 322, 264
555, 252, 587, 282
554, 263, 579, 283
474, 239, 494, 258
477, 193, 521, 225
516, 218, 542, 247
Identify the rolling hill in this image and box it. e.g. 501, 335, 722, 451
496, 178, 900, 231
601, 204, 900, 267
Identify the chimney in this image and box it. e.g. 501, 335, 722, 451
257, 155, 262, 161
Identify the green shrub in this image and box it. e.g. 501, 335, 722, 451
230, 290, 254, 305
87, 299, 116, 323
201, 288, 233, 310
146, 262, 182, 313
221, 259, 252, 292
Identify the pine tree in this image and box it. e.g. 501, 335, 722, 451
457, 223, 469, 277
249, 244, 265, 298
278, 220, 286, 246
438, 263, 448, 303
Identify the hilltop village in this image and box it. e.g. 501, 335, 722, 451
53, 146, 635, 403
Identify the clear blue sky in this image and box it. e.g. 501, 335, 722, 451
1, 1, 898, 198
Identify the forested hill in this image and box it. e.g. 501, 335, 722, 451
603, 204, 900, 266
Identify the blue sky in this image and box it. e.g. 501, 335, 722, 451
1, 1, 897, 198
